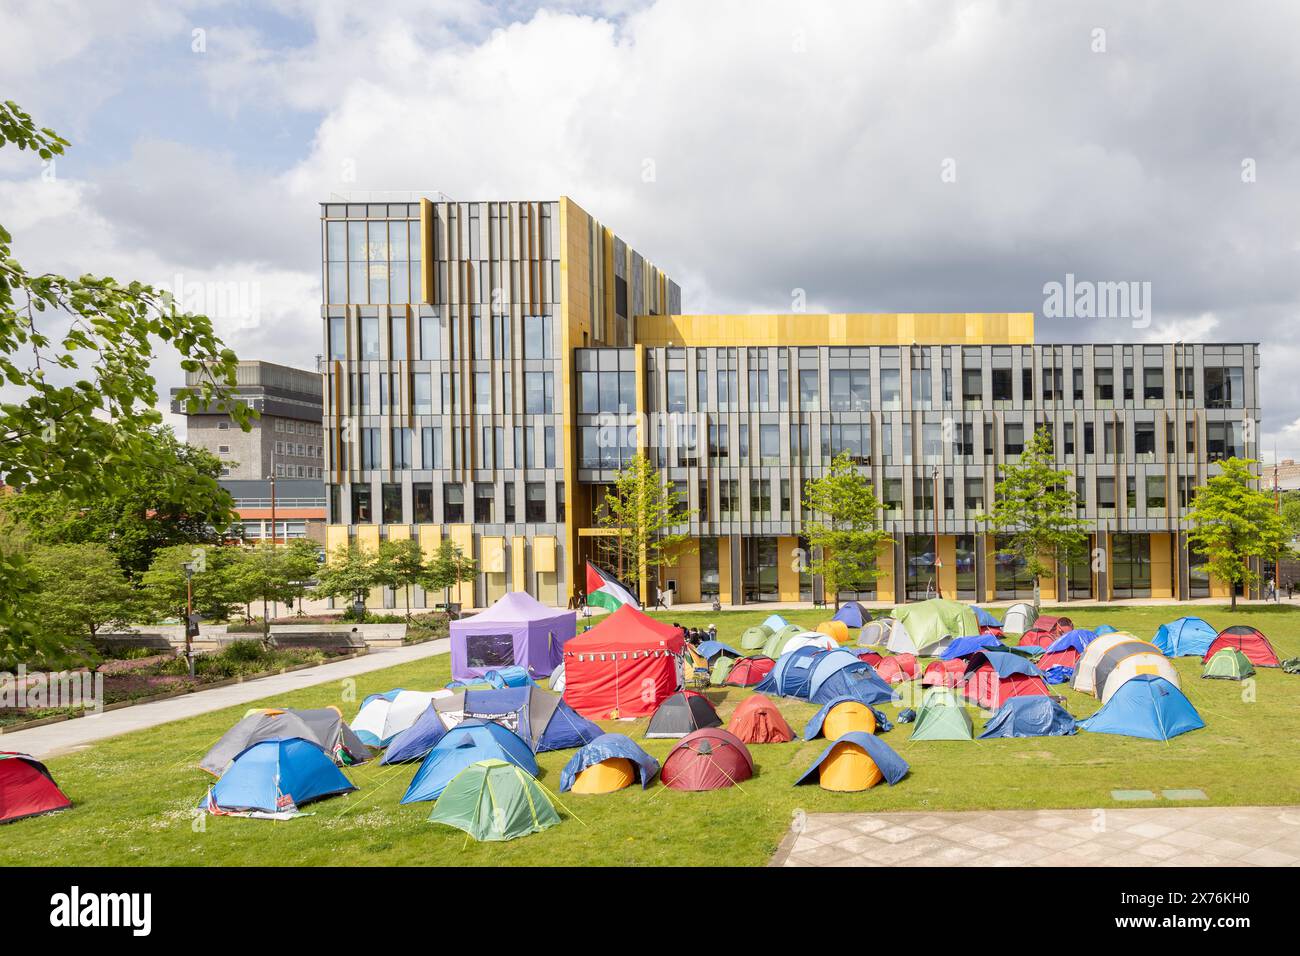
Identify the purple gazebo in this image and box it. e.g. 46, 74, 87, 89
449, 591, 576, 680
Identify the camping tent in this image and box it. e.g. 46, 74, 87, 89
1099, 650, 1180, 705
815, 620, 850, 645
1079, 676, 1204, 741
560, 734, 660, 793
1031, 615, 1072, 637
974, 606, 1001, 628
909, 688, 973, 741
548, 665, 567, 693
645, 691, 723, 738
857, 619, 894, 647
724, 657, 775, 687
832, 601, 871, 628
401, 719, 538, 804
1094, 624, 1118, 636
778, 632, 838, 655
728, 694, 795, 744
1037, 629, 1096, 671
202, 738, 355, 814
795, 731, 909, 791
1203, 626, 1280, 667
740, 624, 775, 651
1203, 648, 1255, 681
0, 752, 71, 823
428, 759, 560, 841
561, 605, 685, 719
754, 646, 823, 698
430, 686, 602, 754
922, 658, 967, 687
352, 691, 444, 748
938, 635, 1001, 660
1152, 616, 1218, 658
1002, 602, 1037, 633
887, 599, 980, 655
802, 697, 880, 740
874, 653, 917, 684
449, 591, 575, 680
202, 707, 372, 776
960, 651, 1050, 710
1017, 628, 1056, 649
761, 614, 790, 632
978, 697, 1077, 738
807, 648, 898, 705
1072, 632, 1153, 695
661, 729, 754, 791
381, 706, 450, 764
696, 640, 743, 661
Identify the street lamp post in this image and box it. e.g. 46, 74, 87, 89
183, 564, 196, 678
933, 464, 943, 599
263, 463, 277, 644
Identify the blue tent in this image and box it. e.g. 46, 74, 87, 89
434, 687, 601, 754
794, 731, 909, 786
802, 696, 893, 740
938, 635, 1002, 660
1152, 617, 1218, 657
1044, 629, 1096, 655
204, 738, 355, 813
696, 640, 744, 661
401, 719, 538, 803
754, 646, 824, 698
962, 650, 1046, 680
974, 606, 1001, 628
832, 601, 871, 628
1042, 665, 1075, 685
559, 733, 660, 791
381, 707, 449, 764
807, 649, 898, 705
1079, 676, 1205, 741
761, 613, 790, 632
979, 697, 1077, 738
1094, 624, 1118, 636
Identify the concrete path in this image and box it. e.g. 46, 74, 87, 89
2, 639, 449, 761
772, 806, 1300, 867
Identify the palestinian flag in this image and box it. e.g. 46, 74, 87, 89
586, 562, 641, 612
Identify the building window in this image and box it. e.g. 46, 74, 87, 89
503, 483, 516, 522
329, 315, 347, 360
759, 424, 780, 465
474, 483, 494, 523
381, 483, 403, 523
1204, 366, 1244, 409
1147, 475, 1167, 510
360, 427, 380, 470
525, 483, 547, 522
798, 369, 819, 410
443, 484, 464, 523
1143, 367, 1164, 400
1004, 422, 1025, 456
556, 481, 565, 523
829, 369, 870, 412
524, 315, 554, 359
390, 315, 407, 360
422, 427, 442, 469
964, 477, 984, 512
352, 485, 373, 524
751, 478, 772, 519
991, 368, 1013, 401
414, 485, 433, 523
1110, 532, 1151, 598
525, 372, 554, 414
359, 314, 380, 360
419, 310, 443, 360
878, 369, 900, 409
1206, 421, 1244, 461
699, 538, 720, 599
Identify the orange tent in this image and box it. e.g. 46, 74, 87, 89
727, 694, 794, 743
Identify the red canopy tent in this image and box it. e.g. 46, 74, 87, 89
0, 752, 71, 824
562, 605, 685, 719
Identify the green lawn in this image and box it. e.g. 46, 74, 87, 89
4, 604, 1299, 867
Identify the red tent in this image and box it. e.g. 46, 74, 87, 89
922, 658, 966, 687
1037, 647, 1080, 670
723, 656, 775, 687
856, 650, 883, 666
1203, 626, 1280, 667
875, 653, 917, 684
727, 694, 794, 744
1033, 615, 1072, 636
0, 752, 71, 823
662, 728, 754, 790
562, 605, 685, 719
961, 666, 1050, 710
1018, 628, 1055, 648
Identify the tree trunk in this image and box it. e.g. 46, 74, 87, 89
405, 584, 412, 620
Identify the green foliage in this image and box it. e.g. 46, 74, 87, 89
421, 538, 479, 608
802, 452, 891, 604
595, 452, 694, 590
24, 543, 137, 641
979, 427, 1089, 600
0, 101, 249, 657
1188, 457, 1293, 609
139, 544, 241, 622
314, 543, 379, 608
376, 538, 426, 618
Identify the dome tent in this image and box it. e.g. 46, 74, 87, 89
887, 599, 980, 655
1094, 624, 1118, 636
1152, 616, 1218, 658
202, 738, 355, 815
0, 752, 71, 823
560, 734, 660, 793
802, 696, 887, 740
959, 651, 1050, 710
1037, 629, 1096, 671
974, 606, 1001, 628
761, 613, 790, 632
380, 706, 449, 764
832, 601, 872, 628
1203, 625, 1280, 667
777, 632, 837, 655
754, 646, 823, 698
909, 688, 973, 741
938, 635, 1002, 660
740, 624, 775, 651
922, 658, 966, 687
978, 697, 1077, 738
1099, 650, 1180, 705
202, 707, 373, 776
645, 691, 722, 739
857, 619, 894, 647
1079, 675, 1204, 741
449, 590, 575, 680
661, 729, 754, 791
724, 656, 776, 687
1072, 632, 1154, 695
1002, 602, 1037, 634
874, 653, 917, 684
401, 719, 537, 804
815, 620, 851, 645
433, 686, 602, 754
807, 649, 898, 705
728, 694, 795, 744
352, 690, 448, 747
795, 731, 909, 792
428, 760, 560, 841
1202, 647, 1255, 681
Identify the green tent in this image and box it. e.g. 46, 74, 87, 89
709, 656, 738, 686
1202, 647, 1255, 681
762, 624, 806, 658
910, 687, 974, 740
889, 599, 980, 655
428, 759, 560, 842
740, 624, 774, 651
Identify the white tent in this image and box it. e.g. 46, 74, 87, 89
883, 620, 920, 654
548, 663, 566, 693
1073, 632, 1150, 695
1100, 652, 1180, 704
1002, 603, 1038, 634
783, 633, 838, 654
352, 689, 449, 747
858, 619, 895, 647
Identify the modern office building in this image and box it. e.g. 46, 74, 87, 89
320, 196, 1262, 608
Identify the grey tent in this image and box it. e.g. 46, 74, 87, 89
199, 707, 372, 776
434, 686, 602, 753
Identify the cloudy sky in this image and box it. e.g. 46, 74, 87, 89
2, 0, 1298, 455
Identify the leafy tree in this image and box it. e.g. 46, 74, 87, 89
314, 543, 379, 612
0, 427, 235, 580
139, 544, 240, 622
1187, 457, 1293, 609
26, 543, 136, 642
0, 101, 249, 655
595, 453, 694, 595
1278, 490, 1300, 539
225, 541, 321, 633
377, 538, 427, 619
978, 427, 1089, 604
422, 539, 479, 612
802, 451, 892, 608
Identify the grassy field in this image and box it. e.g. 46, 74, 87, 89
3, 603, 1299, 867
